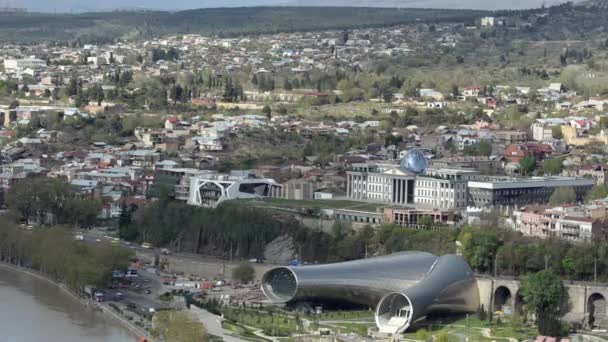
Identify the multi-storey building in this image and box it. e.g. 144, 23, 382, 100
3, 57, 47, 72
346, 163, 415, 206
564, 163, 608, 186
513, 205, 605, 242
531, 123, 554, 142
414, 169, 479, 209
468, 176, 594, 213
155, 167, 213, 202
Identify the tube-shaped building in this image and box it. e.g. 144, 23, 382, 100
261, 252, 479, 334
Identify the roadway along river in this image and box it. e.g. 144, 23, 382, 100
0, 266, 135, 342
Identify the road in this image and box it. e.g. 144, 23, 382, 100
80, 229, 274, 281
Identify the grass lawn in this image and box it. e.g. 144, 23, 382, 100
333, 323, 376, 336
317, 310, 375, 320
244, 198, 386, 212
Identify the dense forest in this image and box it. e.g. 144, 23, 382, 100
0, 7, 489, 43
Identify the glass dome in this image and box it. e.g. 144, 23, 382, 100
400, 149, 428, 174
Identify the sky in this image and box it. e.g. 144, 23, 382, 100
13, 0, 579, 13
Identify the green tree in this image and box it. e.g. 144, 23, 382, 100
549, 187, 576, 206
6, 178, 100, 227
562, 244, 594, 280
435, 331, 448, 342
419, 216, 434, 227
521, 270, 563, 336
543, 158, 563, 176
458, 226, 499, 273
232, 262, 255, 283
478, 140, 493, 156
519, 156, 536, 176
552, 126, 563, 139
415, 328, 430, 340
262, 105, 272, 119
118, 203, 139, 241
586, 184, 608, 202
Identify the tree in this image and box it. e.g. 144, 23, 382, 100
478, 140, 492, 156
435, 331, 448, 342
552, 126, 563, 139
419, 216, 434, 227
549, 187, 576, 206
543, 158, 563, 176
6, 178, 101, 227
586, 184, 608, 202
232, 262, 255, 283
477, 304, 487, 321
519, 156, 536, 176
118, 203, 138, 241
262, 105, 272, 119
415, 329, 429, 340
521, 270, 563, 336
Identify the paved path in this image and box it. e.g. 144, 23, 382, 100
189, 306, 247, 342
480, 328, 518, 342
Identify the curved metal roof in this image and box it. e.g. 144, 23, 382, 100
261, 251, 479, 334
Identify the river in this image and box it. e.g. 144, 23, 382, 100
0, 266, 136, 342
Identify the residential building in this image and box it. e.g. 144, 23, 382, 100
531, 123, 554, 142
503, 142, 553, 163
564, 163, 608, 185
481, 17, 495, 27
513, 205, 605, 242
3, 57, 47, 72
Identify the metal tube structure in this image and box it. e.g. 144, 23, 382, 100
261, 252, 479, 334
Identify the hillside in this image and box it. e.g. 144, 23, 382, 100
0, 7, 488, 43
19, 0, 576, 12
581, 0, 608, 8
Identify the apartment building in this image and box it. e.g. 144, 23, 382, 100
513, 205, 605, 242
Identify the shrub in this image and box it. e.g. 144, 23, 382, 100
416, 328, 430, 340
232, 262, 256, 283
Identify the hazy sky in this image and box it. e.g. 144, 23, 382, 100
14, 0, 578, 12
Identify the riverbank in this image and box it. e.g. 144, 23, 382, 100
0, 262, 150, 340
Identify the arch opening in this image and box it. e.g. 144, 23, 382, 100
588, 293, 607, 329
494, 286, 513, 314
375, 293, 414, 334
261, 267, 298, 302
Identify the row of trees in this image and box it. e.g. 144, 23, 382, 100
0, 220, 133, 290
6, 178, 102, 228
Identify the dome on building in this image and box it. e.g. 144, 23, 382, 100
400, 149, 428, 174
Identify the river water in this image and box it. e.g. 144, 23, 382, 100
0, 266, 135, 342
